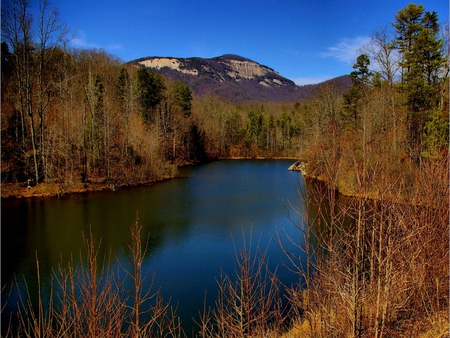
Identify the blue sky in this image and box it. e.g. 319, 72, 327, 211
51, 1, 448, 85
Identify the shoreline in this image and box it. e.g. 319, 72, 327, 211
0, 175, 177, 199
1, 157, 302, 199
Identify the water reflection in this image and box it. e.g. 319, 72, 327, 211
2, 160, 306, 335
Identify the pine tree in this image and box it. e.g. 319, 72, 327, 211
393, 4, 445, 161
136, 67, 165, 123
172, 81, 192, 116
343, 54, 373, 127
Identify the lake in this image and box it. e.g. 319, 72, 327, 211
1, 159, 308, 336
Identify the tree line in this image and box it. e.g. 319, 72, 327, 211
3, 2, 447, 195
1, 2, 449, 337
1, 0, 308, 192
287, 4, 449, 336
299, 3, 448, 202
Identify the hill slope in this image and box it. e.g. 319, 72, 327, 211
130, 54, 350, 103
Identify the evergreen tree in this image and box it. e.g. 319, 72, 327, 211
344, 54, 373, 127
172, 81, 192, 116
422, 109, 449, 158
115, 67, 130, 109
393, 4, 445, 161
136, 67, 165, 123
246, 108, 264, 147
393, 4, 426, 77
350, 54, 373, 88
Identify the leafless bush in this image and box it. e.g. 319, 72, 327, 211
196, 233, 288, 338
280, 160, 448, 338
2, 218, 184, 338
120, 216, 184, 338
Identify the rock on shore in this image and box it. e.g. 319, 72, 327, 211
288, 161, 306, 175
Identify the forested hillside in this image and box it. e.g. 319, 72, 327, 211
1, 38, 314, 197
283, 6, 449, 337
129, 54, 351, 103
1, 1, 448, 202
1, 1, 449, 337
300, 3, 449, 204
0, 0, 335, 197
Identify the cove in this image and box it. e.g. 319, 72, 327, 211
1, 159, 308, 336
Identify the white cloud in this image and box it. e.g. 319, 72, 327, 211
106, 43, 122, 51
70, 30, 96, 49
321, 36, 370, 65
293, 76, 333, 86
70, 30, 122, 52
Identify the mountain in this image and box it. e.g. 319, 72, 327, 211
130, 54, 351, 103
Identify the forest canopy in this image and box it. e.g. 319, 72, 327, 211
1, 2, 449, 337
1, 1, 448, 201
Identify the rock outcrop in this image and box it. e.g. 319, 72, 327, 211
130, 54, 351, 103
288, 160, 307, 175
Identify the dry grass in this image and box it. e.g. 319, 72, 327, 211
1, 181, 114, 198
2, 157, 448, 337
1, 173, 178, 199
400, 311, 449, 338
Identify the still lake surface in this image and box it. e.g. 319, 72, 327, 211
2, 159, 308, 335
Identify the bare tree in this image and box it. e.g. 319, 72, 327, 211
36, 0, 70, 180
1, 0, 70, 183
362, 26, 401, 86
2, 0, 39, 183
198, 233, 286, 337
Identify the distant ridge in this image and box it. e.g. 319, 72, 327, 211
130, 54, 351, 103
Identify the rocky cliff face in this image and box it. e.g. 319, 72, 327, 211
139, 57, 200, 76
131, 54, 350, 103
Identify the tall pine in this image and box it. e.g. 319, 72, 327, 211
393, 4, 445, 161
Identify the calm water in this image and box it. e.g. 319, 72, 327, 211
1, 160, 308, 335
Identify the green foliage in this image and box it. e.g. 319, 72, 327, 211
1, 0, 447, 193
90, 74, 104, 114
344, 54, 374, 129
393, 3, 426, 54
393, 3, 446, 160
422, 109, 449, 158
172, 81, 192, 116
186, 123, 207, 162
136, 67, 165, 122
371, 71, 383, 88
394, 4, 444, 111
115, 67, 130, 109
245, 106, 265, 148
350, 54, 373, 88
301, 3, 448, 194
257, 121, 268, 149
227, 110, 246, 147
277, 112, 293, 147
343, 85, 362, 128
